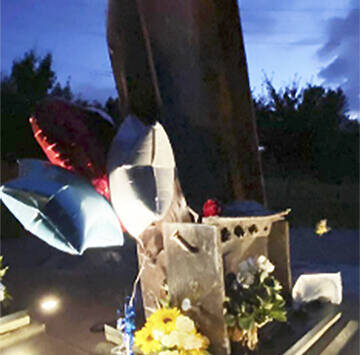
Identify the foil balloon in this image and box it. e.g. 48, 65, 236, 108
0, 159, 124, 255
107, 115, 176, 238
29, 98, 116, 200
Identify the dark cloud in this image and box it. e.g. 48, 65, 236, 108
317, 8, 359, 112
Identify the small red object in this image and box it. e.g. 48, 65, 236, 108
203, 199, 221, 217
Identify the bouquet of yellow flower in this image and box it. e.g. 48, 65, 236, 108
134, 307, 210, 355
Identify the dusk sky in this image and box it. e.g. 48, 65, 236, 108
1, 0, 359, 118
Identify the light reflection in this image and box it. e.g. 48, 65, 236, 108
39, 295, 60, 314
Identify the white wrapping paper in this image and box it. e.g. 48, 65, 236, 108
292, 272, 343, 307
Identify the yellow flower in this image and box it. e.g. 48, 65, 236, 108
176, 349, 208, 355
134, 325, 162, 355
315, 219, 331, 236
147, 307, 180, 334
188, 350, 208, 355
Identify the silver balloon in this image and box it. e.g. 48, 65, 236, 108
0, 159, 124, 255
107, 115, 176, 238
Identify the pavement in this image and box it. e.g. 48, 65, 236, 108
0, 226, 359, 354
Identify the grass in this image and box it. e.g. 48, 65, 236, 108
265, 176, 359, 229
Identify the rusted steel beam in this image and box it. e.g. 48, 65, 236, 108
211, 0, 266, 205
107, 0, 266, 208
107, 0, 161, 123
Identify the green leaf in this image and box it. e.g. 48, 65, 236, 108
264, 302, 274, 310
260, 271, 268, 283
256, 295, 265, 306
273, 279, 283, 291
0, 266, 8, 279
225, 314, 236, 327
275, 293, 284, 302
238, 315, 255, 330
270, 310, 287, 322
254, 309, 266, 325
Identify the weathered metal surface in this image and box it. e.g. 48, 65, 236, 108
106, 0, 266, 209
163, 223, 231, 355
210, 0, 266, 206
268, 220, 292, 295
137, 225, 167, 316
107, 0, 161, 123
137, 177, 194, 316
203, 210, 290, 274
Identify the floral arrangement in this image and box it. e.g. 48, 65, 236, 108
0, 256, 9, 303
134, 307, 210, 355
224, 255, 287, 350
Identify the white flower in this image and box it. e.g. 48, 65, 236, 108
160, 315, 209, 350
238, 260, 249, 274
238, 257, 256, 275
236, 271, 255, 288
181, 298, 192, 312
152, 329, 165, 341
256, 255, 274, 274
237, 257, 257, 288
0, 282, 5, 302
175, 315, 196, 334
161, 331, 180, 347
178, 331, 204, 350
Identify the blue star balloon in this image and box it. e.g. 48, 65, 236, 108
0, 159, 124, 255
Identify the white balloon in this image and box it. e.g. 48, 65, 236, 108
107, 116, 176, 238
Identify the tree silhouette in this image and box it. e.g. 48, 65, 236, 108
1, 51, 56, 159
255, 80, 359, 182
50, 77, 74, 101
